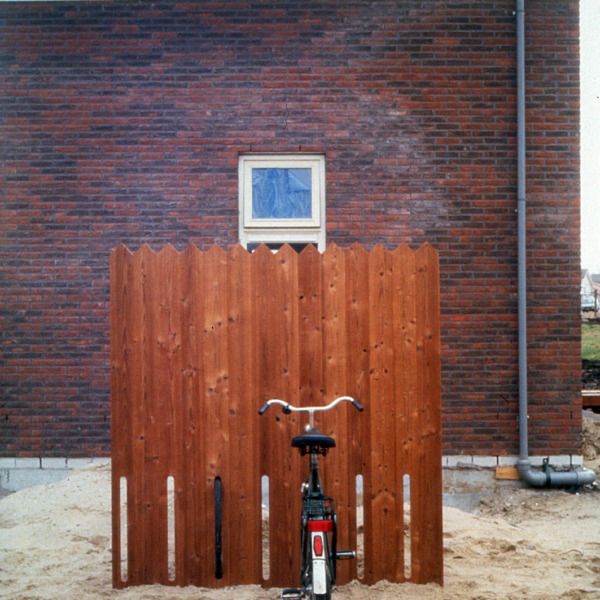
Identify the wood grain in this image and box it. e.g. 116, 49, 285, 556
110, 242, 442, 589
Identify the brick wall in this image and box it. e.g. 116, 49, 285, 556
0, 1, 581, 457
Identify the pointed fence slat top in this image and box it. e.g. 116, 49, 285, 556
110, 242, 442, 589
112, 242, 438, 261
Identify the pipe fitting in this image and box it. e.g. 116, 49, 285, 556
518, 459, 597, 488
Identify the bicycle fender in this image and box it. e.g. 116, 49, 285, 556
311, 532, 327, 595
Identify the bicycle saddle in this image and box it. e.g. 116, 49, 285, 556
291, 431, 336, 449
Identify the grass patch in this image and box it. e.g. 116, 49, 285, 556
582, 322, 600, 361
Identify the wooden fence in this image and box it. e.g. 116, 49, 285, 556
110, 242, 442, 589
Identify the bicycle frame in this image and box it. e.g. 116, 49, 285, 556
259, 396, 363, 600
300, 446, 336, 596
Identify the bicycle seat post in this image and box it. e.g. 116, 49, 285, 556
307, 409, 315, 431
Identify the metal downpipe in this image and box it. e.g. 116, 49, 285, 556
516, 0, 528, 464
514, 0, 595, 487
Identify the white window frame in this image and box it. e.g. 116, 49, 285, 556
238, 154, 326, 251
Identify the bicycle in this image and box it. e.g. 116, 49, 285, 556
258, 395, 364, 600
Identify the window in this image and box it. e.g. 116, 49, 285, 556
238, 154, 326, 251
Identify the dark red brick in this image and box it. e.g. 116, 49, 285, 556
0, 0, 581, 458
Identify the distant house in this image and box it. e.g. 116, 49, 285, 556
582, 270, 600, 311
582, 270, 594, 307
0, 1, 584, 482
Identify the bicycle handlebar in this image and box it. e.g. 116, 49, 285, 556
258, 395, 364, 416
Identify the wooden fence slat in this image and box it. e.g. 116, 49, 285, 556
177, 245, 200, 585
368, 244, 398, 583
130, 244, 157, 585
266, 244, 303, 588
110, 244, 134, 588
392, 243, 417, 582
253, 244, 277, 587
344, 243, 372, 584
413, 243, 443, 585
120, 244, 143, 585
111, 242, 442, 590
156, 244, 182, 584
201, 245, 230, 587
180, 245, 206, 585
227, 245, 261, 584
144, 245, 169, 585
165, 244, 187, 586
321, 243, 353, 584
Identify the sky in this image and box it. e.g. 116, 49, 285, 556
581, 0, 600, 272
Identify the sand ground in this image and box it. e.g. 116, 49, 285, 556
2, 412, 600, 600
